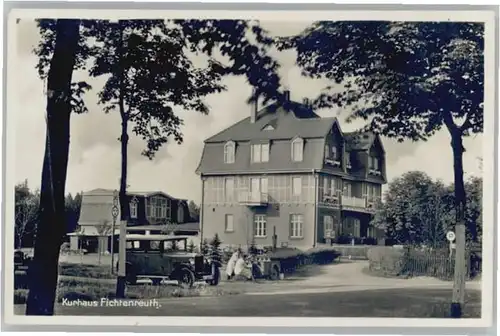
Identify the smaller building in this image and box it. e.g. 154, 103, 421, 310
68, 189, 196, 253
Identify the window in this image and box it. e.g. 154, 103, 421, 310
324, 144, 330, 159
263, 124, 275, 131
292, 177, 302, 196
251, 143, 269, 163
261, 143, 270, 162
177, 206, 185, 223
130, 201, 138, 219
343, 182, 352, 196
147, 196, 169, 219
367, 226, 376, 238
290, 214, 304, 238
324, 215, 334, 234
261, 178, 268, 195
225, 214, 234, 232
346, 152, 352, 168
291, 138, 304, 162
370, 156, 379, 170
224, 178, 234, 202
254, 214, 267, 237
224, 141, 235, 164
331, 146, 338, 160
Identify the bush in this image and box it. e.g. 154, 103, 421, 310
266, 247, 340, 274
14, 289, 28, 304
367, 246, 475, 280
367, 246, 406, 277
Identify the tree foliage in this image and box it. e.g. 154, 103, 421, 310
15, 181, 40, 249
372, 171, 482, 246
281, 21, 484, 240
15, 181, 82, 249
34, 19, 285, 159
187, 200, 200, 221
281, 21, 483, 140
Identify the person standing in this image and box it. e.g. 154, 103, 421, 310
225, 249, 240, 280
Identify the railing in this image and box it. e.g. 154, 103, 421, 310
238, 191, 269, 205
341, 195, 367, 208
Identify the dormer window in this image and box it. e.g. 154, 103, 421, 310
291, 137, 304, 162
224, 141, 235, 164
251, 143, 269, 163
331, 146, 339, 160
324, 143, 341, 167
368, 155, 382, 176
369, 156, 380, 171
263, 124, 275, 131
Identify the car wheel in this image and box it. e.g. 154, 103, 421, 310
178, 269, 195, 289
269, 265, 280, 281
209, 264, 221, 286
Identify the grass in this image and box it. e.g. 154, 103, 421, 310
14, 278, 241, 305
59, 263, 115, 279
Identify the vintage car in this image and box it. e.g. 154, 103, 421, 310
122, 234, 221, 288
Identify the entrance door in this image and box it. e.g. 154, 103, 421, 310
323, 215, 335, 240
343, 182, 352, 196
250, 178, 260, 201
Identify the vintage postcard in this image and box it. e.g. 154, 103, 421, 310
3, 5, 496, 331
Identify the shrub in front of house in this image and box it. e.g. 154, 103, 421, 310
267, 247, 340, 274
366, 246, 406, 277
367, 246, 472, 280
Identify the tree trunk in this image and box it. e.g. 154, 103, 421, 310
450, 131, 467, 318
115, 19, 128, 298
25, 19, 80, 316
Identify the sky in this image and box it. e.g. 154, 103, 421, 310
13, 19, 483, 204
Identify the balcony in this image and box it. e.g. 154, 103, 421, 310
340, 195, 378, 214
238, 191, 269, 206
324, 158, 342, 167
341, 195, 366, 209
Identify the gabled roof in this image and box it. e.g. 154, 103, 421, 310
204, 102, 337, 143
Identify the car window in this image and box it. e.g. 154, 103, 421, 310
150, 241, 161, 250
126, 241, 141, 250
176, 240, 186, 251
163, 241, 174, 251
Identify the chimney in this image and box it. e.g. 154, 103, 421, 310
284, 90, 290, 102
250, 88, 258, 123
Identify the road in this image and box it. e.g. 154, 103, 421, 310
14, 288, 481, 317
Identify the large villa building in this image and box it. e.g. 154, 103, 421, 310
196, 92, 386, 249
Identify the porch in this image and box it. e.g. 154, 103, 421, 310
317, 209, 384, 246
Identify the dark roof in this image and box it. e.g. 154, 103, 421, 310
204, 102, 337, 143
197, 100, 382, 175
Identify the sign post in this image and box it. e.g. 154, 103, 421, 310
110, 190, 119, 274
446, 231, 456, 260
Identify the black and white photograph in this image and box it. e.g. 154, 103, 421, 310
4, 7, 496, 329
